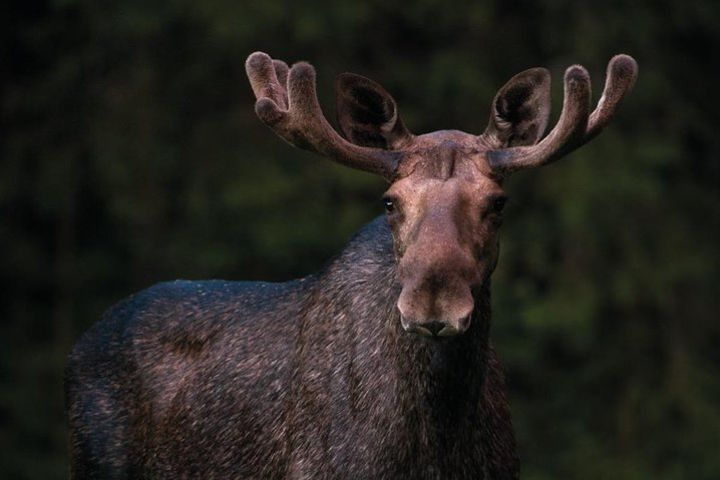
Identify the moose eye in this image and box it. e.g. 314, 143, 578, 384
491, 196, 508, 213
383, 198, 395, 213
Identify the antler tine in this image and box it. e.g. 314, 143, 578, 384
245, 52, 401, 180
487, 54, 638, 175
585, 54, 638, 142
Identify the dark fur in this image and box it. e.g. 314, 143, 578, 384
66, 217, 518, 479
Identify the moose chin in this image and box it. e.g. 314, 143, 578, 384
66, 51, 637, 479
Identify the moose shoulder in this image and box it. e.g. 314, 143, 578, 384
66, 52, 637, 479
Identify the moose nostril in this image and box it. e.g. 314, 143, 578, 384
422, 321, 446, 337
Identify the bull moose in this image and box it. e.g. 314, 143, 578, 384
66, 51, 637, 479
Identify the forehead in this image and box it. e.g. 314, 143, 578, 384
389, 134, 502, 197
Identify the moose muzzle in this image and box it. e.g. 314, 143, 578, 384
396, 279, 475, 338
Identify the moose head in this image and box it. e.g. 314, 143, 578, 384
246, 52, 637, 339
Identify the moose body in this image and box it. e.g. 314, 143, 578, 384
66, 52, 637, 479
66, 218, 516, 478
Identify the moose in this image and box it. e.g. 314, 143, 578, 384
66, 51, 637, 479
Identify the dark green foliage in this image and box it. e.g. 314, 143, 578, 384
1, 0, 718, 478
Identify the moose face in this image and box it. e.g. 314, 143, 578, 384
383, 136, 507, 337
246, 51, 637, 338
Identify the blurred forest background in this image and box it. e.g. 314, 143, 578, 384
1, 0, 719, 478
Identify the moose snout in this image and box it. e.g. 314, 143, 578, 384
397, 285, 474, 338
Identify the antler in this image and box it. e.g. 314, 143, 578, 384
487, 54, 638, 175
245, 52, 401, 180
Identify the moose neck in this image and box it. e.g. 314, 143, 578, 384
318, 217, 493, 423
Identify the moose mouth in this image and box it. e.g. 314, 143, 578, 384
400, 314, 471, 338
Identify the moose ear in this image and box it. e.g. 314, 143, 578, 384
336, 73, 413, 150
483, 68, 552, 148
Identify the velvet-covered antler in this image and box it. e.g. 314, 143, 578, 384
245, 52, 401, 180
486, 55, 638, 175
